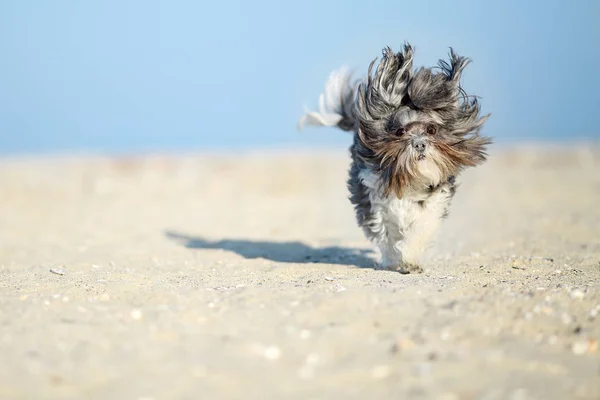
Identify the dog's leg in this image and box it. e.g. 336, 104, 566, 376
350, 163, 421, 272
363, 204, 402, 271
394, 183, 455, 273
356, 196, 407, 272
348, 161, 395, 270
375, 225, 419, 274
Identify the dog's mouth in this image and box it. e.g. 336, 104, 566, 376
417, 154, 426, 161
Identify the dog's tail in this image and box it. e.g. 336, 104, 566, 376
297, 67, 358, 132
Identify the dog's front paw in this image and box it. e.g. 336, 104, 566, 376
378, 261, 423, 274
395, 263, 423, 275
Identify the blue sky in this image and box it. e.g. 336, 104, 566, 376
0, 0, 598, 154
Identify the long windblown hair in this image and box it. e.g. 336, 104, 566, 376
353, 44, 492, 197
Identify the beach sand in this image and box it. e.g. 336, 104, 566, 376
1, 145, 599, 399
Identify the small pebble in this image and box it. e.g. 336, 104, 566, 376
371, 365, 391, 379
572, 340, 588, 355
561, 313, 573, 325
570, 289, 585, 300
391, 337, 415, 353
49, 268, 65, 276
130, 309, 143, 320
324, 276, 334, 281
586, 339, 598, 353
263, 346, 281, 360
511, 259, 525, 270
541, 306, 553, 315
335, 284, 346, 292
299, 330, 311, 340
412, 363, 431, 377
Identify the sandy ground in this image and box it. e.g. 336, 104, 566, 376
0, 144, 599, 400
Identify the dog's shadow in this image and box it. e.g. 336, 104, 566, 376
165, 231, 375, 268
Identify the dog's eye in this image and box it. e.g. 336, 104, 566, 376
396, 127, 406, 136
426, 125, 437, 135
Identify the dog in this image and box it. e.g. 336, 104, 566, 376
298, 43, 491, 273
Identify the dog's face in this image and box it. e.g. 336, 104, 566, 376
354, 44, 491, 196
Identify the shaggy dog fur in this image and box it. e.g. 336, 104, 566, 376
299, 43, 491, 273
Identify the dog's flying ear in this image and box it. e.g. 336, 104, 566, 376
363, 43, 414, 107
357, 43, 415, 131
438, 48, 471, 84
375, 44, 414, 99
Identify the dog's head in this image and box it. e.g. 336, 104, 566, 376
354, 44, 491, 197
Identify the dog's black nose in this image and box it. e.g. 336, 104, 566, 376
414, 141, 427, 153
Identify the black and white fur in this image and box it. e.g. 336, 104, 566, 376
299, 44, 491, 273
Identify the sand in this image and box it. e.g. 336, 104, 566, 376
1, 144, 599, 399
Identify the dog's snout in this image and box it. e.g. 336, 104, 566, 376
413, 138, 427, 153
